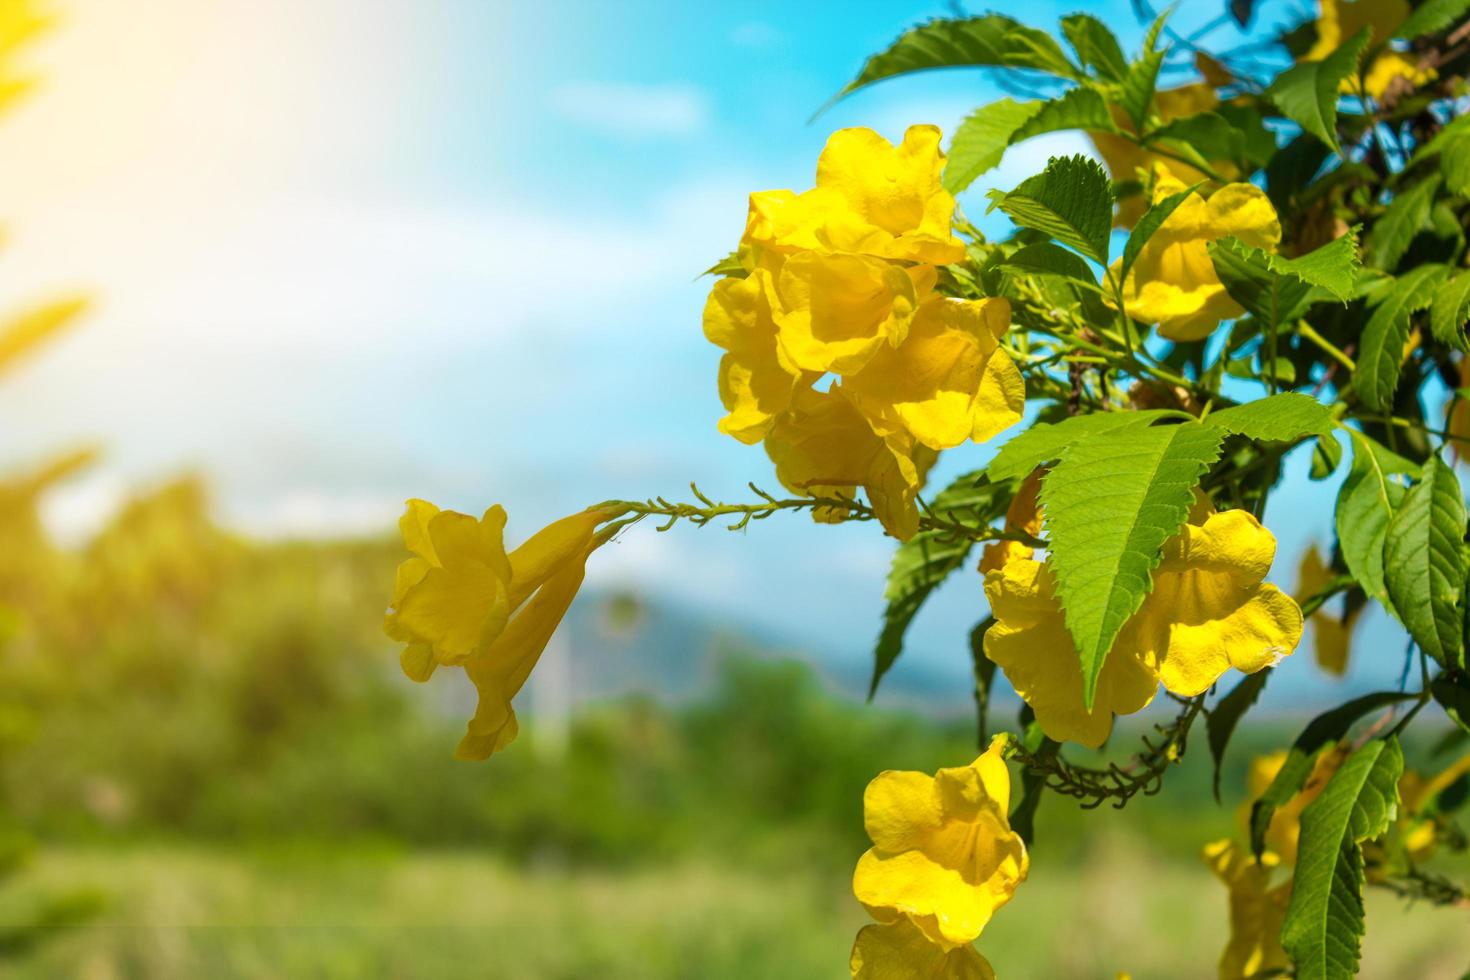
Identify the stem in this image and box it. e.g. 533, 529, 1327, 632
1298, 322, 1356, 372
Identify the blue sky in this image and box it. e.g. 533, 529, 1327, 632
0, 0, 1416, 707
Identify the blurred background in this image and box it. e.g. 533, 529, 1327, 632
0, 0, 1466, 977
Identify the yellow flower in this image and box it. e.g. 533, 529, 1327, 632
1202, 839, 1292, 980
1089, 84, 1228, 227
1237, 745, 1349, 866
1305, 0, 1435, 100
842, 296, 1023, 450
978, 468, 1043, 574
984, 497, 1302, 748
743, 125, 965, 266
386, 500, 514, 672
765, 386, 936, 540
0, 0, 51, 114
769, 252, 935, 376
1109, 173, 1281, 342
702, 266, 804, 444
852, 735, 1028, 949
849, 918, 996, 980
385, 501, 618, 759
1295, 543, 1360, 676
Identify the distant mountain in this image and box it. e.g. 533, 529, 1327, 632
526, 588, 978, 718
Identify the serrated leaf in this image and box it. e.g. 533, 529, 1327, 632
1395, 0, 1470, 39
1281, 738, 1403, 980
1209, 668, 1271, 802
1204, 392, 1335, 442
1061, 13, 1128, 81
871, 474, 1009, 697
1148, 112, 1249, 168
944, 98, 1046, 193
1209, 238, 1317, 327
1384, 456, 1467, 668
1118, 11, 1168, 129
1353, 264, 1451, 412
1010, 86, 1116, 143
1249, 692, 1413, 858
1208, 229, 1361, 327
986, 410, 1168, 483
1335, 431, 1419, 615
987, 155, 1114, 264
1266, 27, 1371, 152
830, 14, 1079, 105
1001, 241, 1099, 283
1432, 270, 1470, 352
1117, 183, 1200, 289
1370, 174, 1442, 271
1041, 422, 1227, 707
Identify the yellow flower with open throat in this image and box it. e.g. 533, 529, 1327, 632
743, 125, 965, 266
984, 496, 1302, 748
385, 500, 620, 759
852, 735, 1028, 950
849, 918, 996, 980
1109, 173, 1281, 342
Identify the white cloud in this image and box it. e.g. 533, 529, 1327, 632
549, 81, 710, 138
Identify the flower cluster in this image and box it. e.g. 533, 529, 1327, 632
848, 735, 1027, 979
702, 125, 1024, 539
384, 499, 622, 759
984, 490, 1304, 748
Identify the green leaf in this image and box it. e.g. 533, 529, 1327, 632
1370, 174, 1442, 271
1442, 135, 1470, 198
1208, 239, 1317, 327
1009, 86, 1116, 144
970, 618, 998, 743
1001, 241, 1099, 283
1148, 112, 1252, 168
1432, 270, 1470, 352
1060, 14, 1128, 81
1208, 668, 1271, 802
702, 251, 746, 278
1353, 264, 1451, 413
1384, 456, 1467, 668
1335, 431, 1419, 615
1395, 0, 1470, 39
1266, 27, 1372, 152
1118, 12, 1168, 129
1249, 692, 1413, 858
986, 155, 1114, 264
1311, 433, 1344, 480
1208, 229, 1361, 326
870, 474, 1009, 697
1431, 674, 1470, 736
830, 15, 1079, 104
986, 411, 1168, 483
944, 99, 1046, 194
1041, 422, 1227, 708
1117, 183, 1201, 289
1009, 724, 1055, 846
1281, 738, 1403, 980
1204, 393, 1335, 442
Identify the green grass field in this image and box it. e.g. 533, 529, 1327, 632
9, 839, 1466, 980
